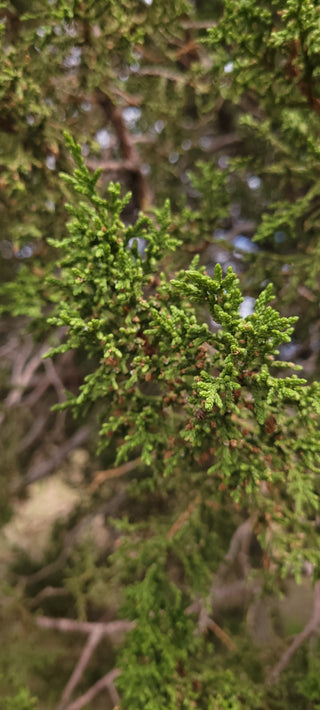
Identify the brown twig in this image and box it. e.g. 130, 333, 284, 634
285, 40, 320, 118
167, 495, 201, 539
267, 580, 320, 684
198, 606, 236, 651
89, 456, 142, 492
137, 66, 190, 85
181, 20, 217, 30
94, 88, 151, 210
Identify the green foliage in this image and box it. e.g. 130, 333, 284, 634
3, 688, 38, 710
12, 133, 319, 706
2, 0, 320, 708
205, 0, 320, 319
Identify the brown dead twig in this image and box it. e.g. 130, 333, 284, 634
267, 580, 320, 684
198, 606, 236, 652
89, 456, 142, 492
36, 616, 134, 710
167, 495, 201, 540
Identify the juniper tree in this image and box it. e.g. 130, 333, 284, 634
2, 1, 320, 709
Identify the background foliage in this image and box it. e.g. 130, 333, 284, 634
1, 1, 320, 709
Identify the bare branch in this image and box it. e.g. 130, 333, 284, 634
29, 586, 70, 608
35, 615, 132, 710
44, 358, 66, 403
36, 616, 135, 636
267, 581, 320, 684
137, 66, 189, 85
22, 425, 90, 487
18, 411, 51, 454
63, 669, 121, 710
57, 627, 104, 710
216, 516, 256, 582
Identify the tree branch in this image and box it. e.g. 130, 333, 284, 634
63, 669, 121, 710
267, 580, 320, 684
22, 425, 90, 487
36, 616, 132, 710
57, 627, 103, 710
94, 88, 151, 211
89, 456, 142, 492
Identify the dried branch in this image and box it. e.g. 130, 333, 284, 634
5, 340, 45, 407
63, 669, 121, 710
44, 358, 66, 403
216, 516, 256, 581
137, 66, 190, 85
89, 456, 141, 492
198, 606, 236, 651
18, 411, 51, 454
22, 425, 90, 487
211, 578, 261, 613
29, 586, 70, 609
57, 627, 104, 710
181, 20, 217, 29
36, 615, 135, 636
267, 580, 320, 684
167, 495, 200, 539
36, 616, 132, 710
